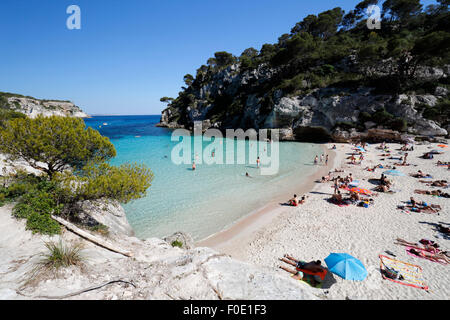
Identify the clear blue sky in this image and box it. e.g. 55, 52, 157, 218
0, 0, 437, 115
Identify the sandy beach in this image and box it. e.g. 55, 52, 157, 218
197, 145, 336, 254
200, 141, 449, 300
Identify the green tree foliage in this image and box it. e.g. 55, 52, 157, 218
0, 116, 154, 235
382, 0, 422, 23
160, 97, 174, 104
214, 51, 236, 68
0, 116, 116, 178
239, 47, 259, 69
56, 162, 154, 204
0, 109, 25, 127
11, 179, 63, 235
291, 8, 344, 39
412, 31, 450, 67
183, 74, 194, 86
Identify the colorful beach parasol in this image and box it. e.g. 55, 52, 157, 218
383, 169, 405, 176
325, 253, 368, 281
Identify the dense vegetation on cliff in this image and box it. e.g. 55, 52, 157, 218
160, 0, 449, 139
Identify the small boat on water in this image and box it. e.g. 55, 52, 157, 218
103, 123, 108, 126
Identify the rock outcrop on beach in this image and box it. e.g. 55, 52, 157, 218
0, 92, 88, 118
158, 2, 450, 141
0, 204, 318, 300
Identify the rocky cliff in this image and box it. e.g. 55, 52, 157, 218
0, 92, 88, 118
158, 2, 450, 142
159, 62, 449, 142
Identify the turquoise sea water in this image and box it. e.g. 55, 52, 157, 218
84, 115, 323, 241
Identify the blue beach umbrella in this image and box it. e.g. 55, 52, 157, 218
325, 253, 368, 281
383, 169, 405, 176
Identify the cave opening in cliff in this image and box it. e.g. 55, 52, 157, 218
293, 127, 331, 143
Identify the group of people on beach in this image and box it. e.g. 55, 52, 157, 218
277, 138, 449, 288
288, 194, 307, 206
314, 153, 329, 166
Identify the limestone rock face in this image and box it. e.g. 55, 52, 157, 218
158, 60, 449, 141
0, 205, 318, 300
163, 231, 195, 250
76, 200, 135, 237
7, 97, 88, 118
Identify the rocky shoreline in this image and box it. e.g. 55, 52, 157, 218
0, 199, 318, 300
2, 93, 89, 118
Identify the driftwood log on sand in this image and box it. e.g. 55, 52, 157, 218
51, 215, 133, 257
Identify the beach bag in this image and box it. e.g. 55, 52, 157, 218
382, 266, 403, 280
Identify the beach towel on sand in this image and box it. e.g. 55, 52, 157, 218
291, 273, 323, 288
379, 255, 428, 290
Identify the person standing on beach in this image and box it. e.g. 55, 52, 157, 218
192, 161, 196, 171
334, 177, 340, 194
314, 155, 318, 165
257, 156, 261, 168
320, 154, 324, 164
325, 154, 329, 165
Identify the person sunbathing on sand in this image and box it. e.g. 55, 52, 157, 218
299, 195, 307, 204
379, 174, 391, 187
374, 180, 390, 192
416, 170, 429, 178
350, 191, 360, 202
278, 265, 321, 287
422, 152, 434, 159
409, 197, 439, 213
431, 180, 448, 187
280, 255, 324, 273
365, 164, 383, 172
407, 248, 449, 263
288, 194, 299, 206
331, 191, 343, 203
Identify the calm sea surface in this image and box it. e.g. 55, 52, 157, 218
84, 115, 322, 240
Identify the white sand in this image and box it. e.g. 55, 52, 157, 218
215, 141, 449, 300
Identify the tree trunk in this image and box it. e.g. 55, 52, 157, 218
51, 215, 133, 257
